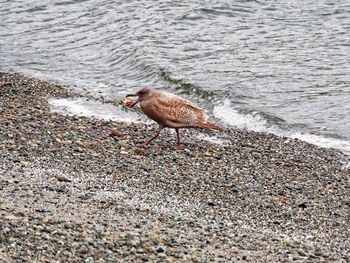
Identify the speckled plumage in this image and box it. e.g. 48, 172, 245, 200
127, 88, 222, 147
140, 90, 208, 128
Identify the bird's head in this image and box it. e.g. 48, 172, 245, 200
126, 88, 152, 107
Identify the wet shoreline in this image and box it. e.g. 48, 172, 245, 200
1, 72, 349, 262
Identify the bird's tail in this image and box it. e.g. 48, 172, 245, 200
194, 121, 223, 131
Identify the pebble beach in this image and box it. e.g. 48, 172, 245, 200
0, 72, 349, 262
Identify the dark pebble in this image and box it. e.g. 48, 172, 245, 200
156, 247, 165, 253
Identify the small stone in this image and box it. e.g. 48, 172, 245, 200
134, 148, 146, 155
13, 211, 25, 217
298, 249, 308, 257
4, 215, 17, 221
8, 145, 17, 151
77, 245, 89, 254
76, 140, 84, 147
27, 190, 34, 197
158, 253, 167, 258
64, 223, 73, 229
231, 186, 239, 193
57, 176, 71, 182
85, 257, 94, 263
117, 140, 129, 149
156, 247, 165, 253
84, 236, 94, 243
72, 242, 80, 249
298, 203, 307, 209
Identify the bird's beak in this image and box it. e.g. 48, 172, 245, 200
126, 93, 141, 108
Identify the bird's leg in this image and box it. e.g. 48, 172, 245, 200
136, 125, 164, 147
172, 128, 181, 148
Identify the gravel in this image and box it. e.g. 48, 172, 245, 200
1, 72, 349, 262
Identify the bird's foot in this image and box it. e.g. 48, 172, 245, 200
109, 129, 124, 137
171, 143, 181, 148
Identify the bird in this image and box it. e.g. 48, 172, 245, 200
126, 88, 222, 147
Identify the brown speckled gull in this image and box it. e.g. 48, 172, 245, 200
126, 88, 222, 147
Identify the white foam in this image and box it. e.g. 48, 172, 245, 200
213, 99, 268, 132
213, 99, 350, 156
49, 98, 141, 123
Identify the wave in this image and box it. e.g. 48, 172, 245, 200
160, 70, 215, 100
213, 99, 350, 155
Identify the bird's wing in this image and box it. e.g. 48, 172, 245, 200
155, 96, 207, 124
